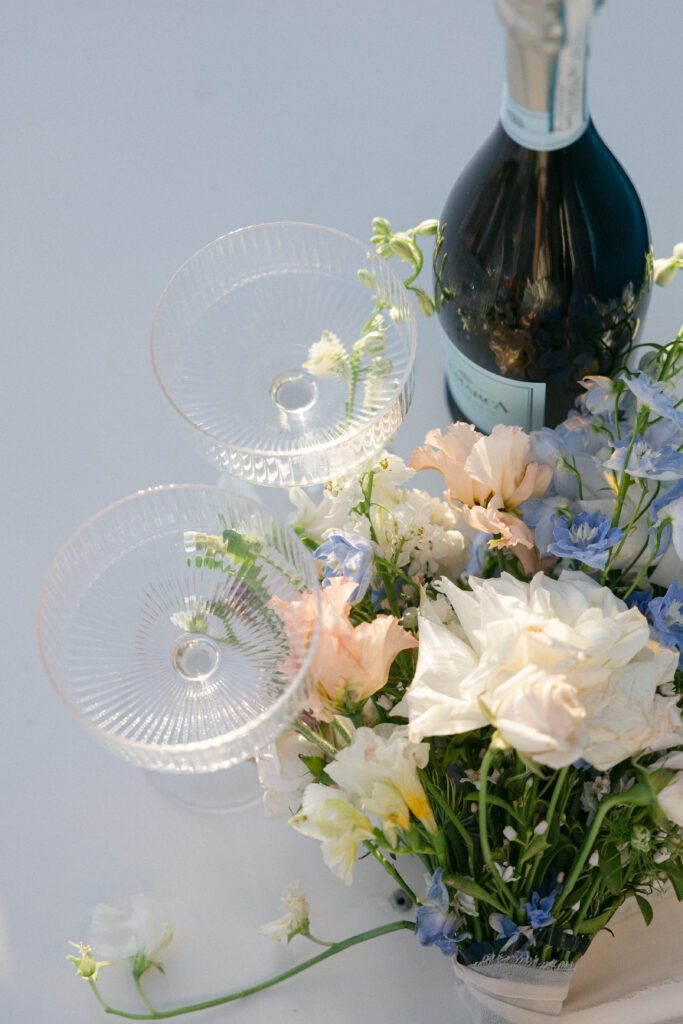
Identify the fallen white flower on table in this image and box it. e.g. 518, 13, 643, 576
90, 894, 173, 964
258, 882, 310, 944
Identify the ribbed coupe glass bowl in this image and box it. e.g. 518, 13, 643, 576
36, 485, 320, 808
150, 222, 417, 489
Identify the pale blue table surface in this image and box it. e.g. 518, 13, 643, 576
2, 2, 682, 1020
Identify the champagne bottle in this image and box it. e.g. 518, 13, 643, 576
436, 0, 651, 432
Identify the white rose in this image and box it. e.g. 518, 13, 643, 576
491, 666, 586, 769
402, 570, 682, 770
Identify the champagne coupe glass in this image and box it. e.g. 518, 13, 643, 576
150, 222, 417, 512
36, 484, 320, 813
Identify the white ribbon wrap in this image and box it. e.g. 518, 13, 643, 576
453, 956, 575, 1024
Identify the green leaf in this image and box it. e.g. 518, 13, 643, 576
575, 908, 615, 935
300, 755, 327, 780
665, 861, 683, 901
635, 894, 653, 926
442, 875, 506, 914
518, 834, 549, 867
599, 842, 623, 896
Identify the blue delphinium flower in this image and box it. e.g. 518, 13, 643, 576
604, 435, 683, 481
578, 375, 618, 417
652, 481, 683, 562
415, 869, 470, 956
627, 589, 654, 617
313, 530, 375, 603
547, 511, 623, 570
523, 890, 557, 929
648, 583, 683, 668
489, 913, 534, 952
622, 372, 683, 430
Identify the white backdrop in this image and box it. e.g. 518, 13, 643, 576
2, 2, 683, 1020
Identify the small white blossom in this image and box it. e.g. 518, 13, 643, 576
588, 851, 600, 868
503, 826, 518, 842
493, 862, 519, 883
534, 820, 549, 837
170, 595, 210, 633
303, 331, 349, 377
258, 883, 310, 944
653, 849, 671, 864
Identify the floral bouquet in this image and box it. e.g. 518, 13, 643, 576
68, 233, 683, 1023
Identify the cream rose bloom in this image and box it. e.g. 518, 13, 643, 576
398, 571, 681, 771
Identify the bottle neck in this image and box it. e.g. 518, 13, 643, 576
495, 0, 595, 151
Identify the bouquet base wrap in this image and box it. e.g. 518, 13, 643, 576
453, 956, 575, 1024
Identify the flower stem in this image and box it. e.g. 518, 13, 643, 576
91, 921, 415, 1020
478, 747, 515, 913
363, 842, 418, 905
553, 783, 652, 915
293, 722, 338, 759
134, 977, 157, 1015
526, 766, 568, 896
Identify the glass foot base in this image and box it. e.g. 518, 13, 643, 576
146, 760, 263, 815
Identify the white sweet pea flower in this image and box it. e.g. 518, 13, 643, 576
289, 784, 374, 885
324, 725, 436, 845
258, 882, 310, 944
90, 895, 172, 963
303, 331, 349, 377
256, 730, 319, 817
401, 571, 682, 770
653, 244, 683, 287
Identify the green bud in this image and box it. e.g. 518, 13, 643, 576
371, 216, 392, 238
653, 258, 677, 287
368, 357, 392, 377
416, 290, 436, 317
630, 825, 651, 852
357, 268, 377, 290
353, 330, 386, 357
412, 218, 439, 236
389, 234, 419, 264
66, 942, 110, 981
